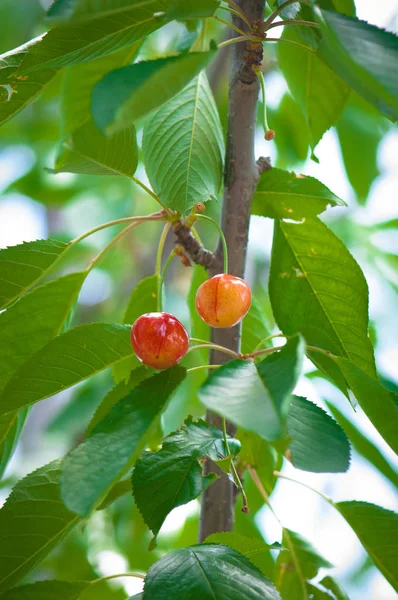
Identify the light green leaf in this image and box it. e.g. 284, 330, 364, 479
336, 501, 398, 590
60, 366, 185, 516
333, 358, 398, 455
0, 460, 80, 594
276, 529, 333, 599
241, 296, 272, 355
165, 0, 220, 20
278, 27, 349, 150
0, 580, 88, 600
133, 417, 239, 538
326, 401, 398, 489
0, 408, 29, 480
18, 2, 168, 74
113, 274, 159, 384
319, 576, 349, 600
92, 51, 216, 133
143, 72, 224, 214
143, 544, 281, 599
269, 217, 376, 388
287, 396, 350, 473
252, 168, 345, 220
50, 119, 138, 177
204, 533, 282, 575
0, 36, 57, 127
316, 10, 398, 121
62, 45, 140, 136
0, 323, 133, 417
0, 238, 68, 309
198, 336, 304, 441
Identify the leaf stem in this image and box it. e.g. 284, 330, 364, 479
306, 345, 337, 360
218, 35, 259, 49
187, 364, 221, 373
254, 68, 274, 140
129, 175, 165, 209
87, 222, 141, 271
263, 0, 310, 31
252, 333, 286, 353
222, 417, 249, 513
195, 213, 229, 273
213, 14, 247, 37
242, 345, 285, 360
222, 0, 252, 27
92, 573, 145, 584
264, 37, 315, 53
156, 223, 172, 312
187, 343, 240, 359
273, 471, 334, 506
267, 19, 319, 30
219, 4, 251, 28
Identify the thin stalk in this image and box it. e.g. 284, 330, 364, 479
219, 3, 251, 27
267, 18, 319, 30
244, 344, 284, 360
158, 249, 176, 308
223, 0, 252, 27
187, 343, 240, 359
252, 333, 285, 353
92, 573, 145, 584
195, 213, 229, 273
187, 364, 221, 374
129, 175, 164, 208
87, 222, 140, 271
222, 417, 249, 513
306, 345, 336, 359
190, 337, 213, 345
273, 471, 334, 506
213, 14, 247, 36
255, 68, 274, 139
156, 223, 172, 312
264, 37, 315, 53
263, 0, 310, 31
218, 35, 259, 49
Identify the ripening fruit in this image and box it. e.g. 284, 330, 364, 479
131, 312, 189, 370
196, 274, 252, 328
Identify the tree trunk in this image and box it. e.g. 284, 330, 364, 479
199, 0, 265, 542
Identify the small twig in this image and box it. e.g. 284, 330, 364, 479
171, 220, 219, 272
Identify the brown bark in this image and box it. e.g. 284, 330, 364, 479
198, 0, 266, 542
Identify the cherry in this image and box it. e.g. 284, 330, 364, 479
131, 312, 189, 370
196, 274, 252, 328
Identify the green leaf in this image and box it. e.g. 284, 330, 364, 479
113, 274, 159, 384
62, 45, 140, 136
336, 501, 398, 590
60, 367, 185, 516
165, 0, 220, 20
204, 533, 282, 575
276, 529, 333, 599
143, 544, 281, 599
278, 27, 349, 150
0, 580, 88, 600
0, 408, 29, 480
49, 119, 138, 177
237, 429, 279, 492
287, 396, 350, 473
336, 93, 389, 204
0, 460, 80, 594
0, 238, 68, 309
267, 94, 310, 168
0, 323, 133, 417
332, 359, 398, 455
18, 2, 168, 74
92, 50, 216, 133
252, 168, 345, 221
241, 296, 272, 355
143, 72, 224, 214
0, 36, 57, 127
198, 336, 304, 441
319, 576, 349, 600
317, 0, 356, 17
269, 217, 376, 388
133, 417, 239, 538
326, 401, 398, 489
316, 10, 398, 121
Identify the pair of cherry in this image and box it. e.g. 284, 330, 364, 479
131, 273, 251, 369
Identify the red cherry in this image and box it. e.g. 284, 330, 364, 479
131, 312, 189, 370
196, 274, 252, 328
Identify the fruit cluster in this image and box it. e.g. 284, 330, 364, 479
131, 274, 251, 369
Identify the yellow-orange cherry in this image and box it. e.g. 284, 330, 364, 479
131, 312, 189, 370
196, 274, 252, 328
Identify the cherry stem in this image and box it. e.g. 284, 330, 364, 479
252, 333, 286, 353
218, 35, 259, 49
92, 573, 145, 584
87, 221, 142, 271
187, 343, 240, 359
267, 19, 319, 30
264, 37, 315, 53
213, 14, 247, 37
273, 471, 334, 506
187, 364, 221, 373
242, 345, 285, 360
263, 0, 310, 31
129, 175, 167, 212
219, 4, 251, 28
222, 416, 249, 513
195, 213, 229, 273
222, 0, 252, 27
156, 223, 172, 312
158, 249, 177, 310
254, 68, 273, 138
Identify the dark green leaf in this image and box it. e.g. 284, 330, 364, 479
287, 395, 350, 473
0, 408, 29, 480
252, 168, 345, 220
276, 529, 333, 599
0, 238, 68, 309
143, 72, 224, 214
0, 323, 133, 416
333, 358, 398, 455
0, 580, 88, 600
0, 460, 80, 594
133, 417, 239, 538
143, 544, 281, 599
278, 27, 349, 150
18, 2, 168, 73
92, 51, 216, 133
96, 477, 132, 510
204, 533, 282, 575
316, 10, 398, 120
241, 296, 272, 355
198, 336, 304, 441
317, 0, 356, 16
165, 0, 220, 20
326, 401, 398, 488
50, 119, 138, 177
319, 576, 349, 600
0, 36, 57, 127
269, 217, 376, 388
60, 367, 185, 516
336, 501, 398, 590
267, 94, 310, 168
